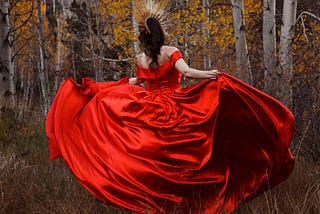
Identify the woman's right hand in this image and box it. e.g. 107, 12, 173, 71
210, 70, 220, 80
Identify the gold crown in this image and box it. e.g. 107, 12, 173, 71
132, 0, 170, 34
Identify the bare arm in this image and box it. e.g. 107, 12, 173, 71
175, 58, 219, 79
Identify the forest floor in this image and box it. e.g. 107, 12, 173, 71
0, 114, 319, 214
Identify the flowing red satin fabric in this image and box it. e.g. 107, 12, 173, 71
46, 50, 294, 213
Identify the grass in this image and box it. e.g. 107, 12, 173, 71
234, 158, 320, 214
0, 114, 319, 214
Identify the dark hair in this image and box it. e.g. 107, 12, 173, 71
138, 17, 165, 69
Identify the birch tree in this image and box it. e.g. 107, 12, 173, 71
86, 1, 98, 81
0, 0, 13, 113
263, 0, 277, 94
93, 1, 104, 81
231, 0, 252, 84
36, 0, 50, 114
202, 0, 211, 70
53, 11, 63, 94
279, 0, 297, 109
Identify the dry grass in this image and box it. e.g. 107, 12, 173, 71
234, 158, 320, 214
0, 115, 319, 214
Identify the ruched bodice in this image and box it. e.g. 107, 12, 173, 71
144, 69, 181, 93
136, 50, 183, 93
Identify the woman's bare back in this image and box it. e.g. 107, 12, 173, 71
137, 46, 179, 69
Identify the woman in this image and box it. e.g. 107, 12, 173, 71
46, 5, 294, 214
130, 17, 219, 86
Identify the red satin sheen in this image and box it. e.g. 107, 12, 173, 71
46, 50, 294, 213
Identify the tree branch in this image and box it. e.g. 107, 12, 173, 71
63, 44, 136, 63
299, 16, 308, 43
84, 46, 136, 62
294, 11, 320, 43
295, 11, 320, 25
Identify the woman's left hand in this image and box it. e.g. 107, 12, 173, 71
129, 77, 137, 85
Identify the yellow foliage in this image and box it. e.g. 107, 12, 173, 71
12, 0, 38, 78
41, 1, 46, 13
102, 0, 135, 58
13, 1, 37, 42
292, 17, 320, 74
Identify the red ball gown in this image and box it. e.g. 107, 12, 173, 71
46, 50, 294, 213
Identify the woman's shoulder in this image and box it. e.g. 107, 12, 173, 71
136, 53, 148, 68
161, 46, 180, 57
136, 52, 144, 60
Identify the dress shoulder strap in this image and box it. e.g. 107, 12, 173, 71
170, 50, 183, 64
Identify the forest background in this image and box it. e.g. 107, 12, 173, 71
0, 0, 320, 213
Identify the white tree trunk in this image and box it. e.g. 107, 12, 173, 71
0, 0, 13, 113
70, 33, 77, 81
263, 0, 278, 94
86, 1, 98, 81
52, 0, 56, 13
36, 0, 50, 114
231, 0, 252, 84
54, 13, 63, 94
131, 0, 139, 78
279, 0, 297, 109
132, 0, 139, 54
94, 1, 103, 81
202, 0, 211, 70
21, 67, 32, 118
184, 0, 189, 59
